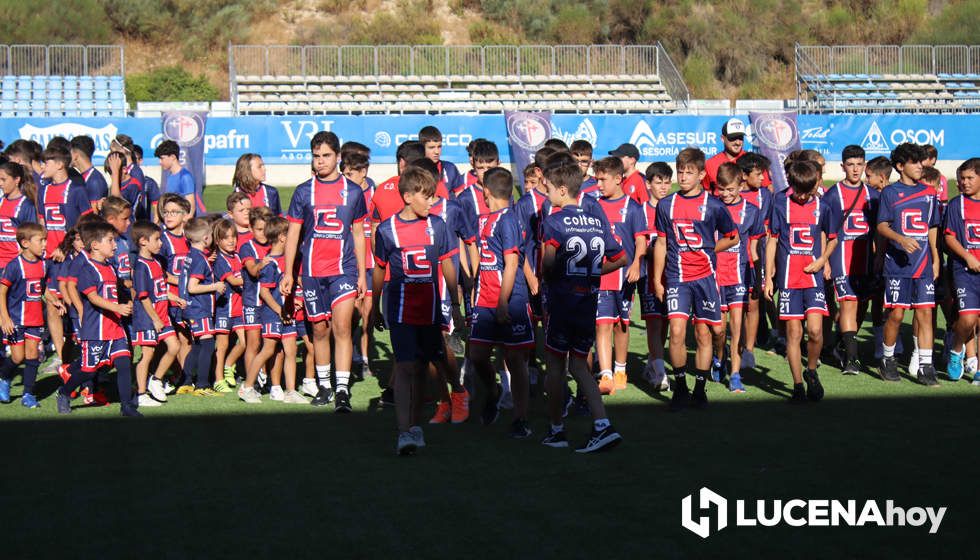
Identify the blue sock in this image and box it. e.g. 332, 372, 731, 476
183, 344, 201, 387
23, 359, 39, 395
196, 338, 215, 388
115, 357, 134, 407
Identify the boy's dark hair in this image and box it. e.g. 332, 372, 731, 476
76, 212, 107, 229
543, 152, 583, 197
81, 222, 116, 251
483, 167, 514, 201
737, 152, 771, 175
57, 227, 79, 257
226, 191, 251, 212
408, 158, 439, 181
102, 196, 131, 219
41, 147, 71, 168
523, 163, 537, 178
154, 140, 180, 159
183, 218, 211, 244
676, 147, 706, 172
569, 139, 593, 158
841, 144, 866, 161
69, 135, 96, 159
544, 138, 569, 152
396, 141, 425, 164
249, 206, 274, 227
158, 192, 192, 221
340, 141, 371, 161
645, 161, 673, 182
16, 222, 44, 246
716, 162, 742, 187
786, 161, 821, 194
132, 220, 160, 245
398, 166, 436, 198
3, 139, 41, 164
264, 216, 290, 243
133, 145, 144, 160
533, 146, 557, 170
890, 142, 926, 168
46, 136, 70, 152
921, 166, 941, 185
471, 139, 499, 163
341, 152, 369, 172
866, 156, 893, 178
310, 131, 341, 153
923, 144, 939, 159
418, 126, 442, 145
466, 138, 487, 157
592, 156, 625, 177
956, 157, 980, 178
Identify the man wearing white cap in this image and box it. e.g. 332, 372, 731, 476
702, 118, 768, 193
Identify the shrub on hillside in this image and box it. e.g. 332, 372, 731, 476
0, 0, 112, 44
126, 66, 220, 102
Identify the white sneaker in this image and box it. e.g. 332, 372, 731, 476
43, 356, 62, 375
397, 431, 417, 455
409, 425, 426, 448
301, 378, 319, 397
908, 348, 920, 377
269, 385, 284, 401
740, 349, 756, 371
283, 390, 309, 404
239, 387, 262, 404
163, 380, 176, 395
966, 357, 978, 376
137, 393, 161, 407
148, 378, 168, 402
257, 369, 268, 389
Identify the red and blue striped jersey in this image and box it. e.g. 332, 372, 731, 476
580, 176, 600, 199
81, 167, 108, 204
623, 171, 649, 205
438, 160, 464, 196
769, 191, 835, 289
456, 183, 494, 241
373, 214, 457, 325
112, 232, 133, 283
37, 179, 90, 256
821, 182, 879, 278
178, 247, 216, 320
214, 250, 244, 319
258, 253, 287, 324
1, 255, 46, 327
159, 229, 189, 298
717, 198, 765, 287
475, 208, 526, 308
360, 183, 375, 267
655, 190, 737, 284
133, 255, 170, 331
0, 194, 37, 268
119, 175, 144, 223
235, 228, 254, 253
76, 254, 126, 340
597, 195, 646, 291
877, 182, 940, 279
453, 170, 479, 197
234, 183, 282, 216
740, 186, 773, 230
287, 175, 367, 277
429, 196, 474, 275
541, 205, 624, 299
240, 239, 271, 308
943, 194, 980, 274
513, 188, 549, 274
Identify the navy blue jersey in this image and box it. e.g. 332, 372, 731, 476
541, 205, 624, 304
475, 207, 526, 307
769, 191, 835, 290
178, 247, 215, 320
287, 175, 367, 278
878, 182, 941, 279
132, 255, 170, 331
655, 190, 737, 284
1, 255, 46, 327
75, 254, 126, 340
716, 197, 765, 287
239, 239, 270, 308
258, 253, 288, 324
596, 195, 646, 291
943, 194, 980, 274
80, 167, 108, 205
36, 178, 90, 257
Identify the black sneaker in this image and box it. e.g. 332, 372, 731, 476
691, 384, 708, 409
120, 404, 143, 418
669, 382, 689, 412
541, 428, 569, 448
575, 425, 622, 453
481, 399, 500, 425
334, 390, 352, 413
879, 357, 900, 382
789, 383, 807, 403
311, 385, 335, 407
803, 369, 824, 402
56, 391, 72, 414
843, 359, 861, 376
380, 386, 395, 407
917, 364, 940, 387
509, 418, 532, 439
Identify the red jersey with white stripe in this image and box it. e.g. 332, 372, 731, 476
287, 175, 367, 278
821, 182, 879, 278
622, 171, 649, 205
360, 183, 375, 267
159, 229, 189, 299
943, 194, 980, 274
770, 191, 835, 289
76, 254, 126, 340
0, 255, 45, 327
654, 190, 737, 283
37, 179, 91, 256
0, 194, 37, 268
475, 208, 526, 307
234, 183, 282, 215
453, 170, 479, 197
716, 198, 765, 287
597, 195, 646, 290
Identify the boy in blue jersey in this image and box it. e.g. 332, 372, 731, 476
134, 145, 161, 221
876, 143, 941, 386
539, 154, 626, 453
178, 218, 226, 395
736, 153, 773, 369
156, 140, 202, 218
944, 158, 980, 383
69, 135, 108, 212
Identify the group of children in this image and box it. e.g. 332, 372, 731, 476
0, 125, 977, 457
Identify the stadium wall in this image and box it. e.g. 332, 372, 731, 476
1, 114, 974, 183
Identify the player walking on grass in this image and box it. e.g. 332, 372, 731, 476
942, 158, 980, 384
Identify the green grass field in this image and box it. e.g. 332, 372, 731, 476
2, 184, 975, 557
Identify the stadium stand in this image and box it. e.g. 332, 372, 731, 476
228, 44, 691, 115
796, 44, 980, 113
0, 45, 126, 118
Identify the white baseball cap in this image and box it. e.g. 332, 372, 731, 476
722, 118, 746, 139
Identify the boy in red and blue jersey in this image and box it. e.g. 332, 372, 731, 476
765, 161, 836, 403
178, 219, 226, 394
609, 143, 649, 205
469, 167, 534, 435
239, 206, 274, 400
371, 167, 462, 455
539, 154, 626, 453
212, 219, 246, 392
736, 153, 774, 368
713, 163, 764, 393
876, 143, 941, 386
106, 147, 144, 223
592, 156, 646, 395
638, 162, 672, 389
456, 139, 499, 249
0, 224, 57, 408
69, 135, 108, 211
571, 140, 599, 198
37, 148, 91, 259
56, 222, 140, 417
420, 125, 464, 196
157, 193, 192, 380
944, 158, 980, 382
282, 132, 367, 412
652, 148, 739, 411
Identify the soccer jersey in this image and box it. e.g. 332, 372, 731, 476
143, 176, 161, 220
287, 175, 367, 278
166, 168, 205, 216
580, 176, 600, 198
235, 228, 254, 253
75, 254, 126, 340
429, 196, 474, 274
716, 198, 764, 287
821, 182, 879, 278
36, 178, 90, 257
622, 171, 649, 205
0, 255, 45, 327
878, 182, 940, 279
654, 190, 737, 284
80, 167, 108, 205
179, 247, 215, 320
456, 183, 495, 238
541, 205, 624, 300
111, 232, 133, 284
214, 250, 244, 320
454, 170, 479, 197
359, 183, 375, 267
159, 229, 189, 298
373, 214, 457, 325
235, 183, 282, 216
596, 195, 646, 291
258, 253, 288, 324
0, 194, 37, 268
475, 207, 526, 307
740, 187, 773, 229
239, 239, 271, 308
371, 176, 451, 224
119, 175, 144, 223
943, 194, 980, 274
438, 160, 463, 198
133, 255, 170, 332
769, 191, 835, 289
704, 151, 773, 192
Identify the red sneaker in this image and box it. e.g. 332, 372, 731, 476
93, 390, 110, 406
58, 364, 71, 384
428, 401, 451, 424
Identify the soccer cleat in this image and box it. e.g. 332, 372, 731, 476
58, 364, 71, 384
450, 389, 469, 423
0, 378, 10, 403
269, 386, 284, 401
917, 364, 940, 387
56, 391, 72, 414
120, 404, 143, 417
239, 387, 262, 404
92, 389, 110, 406
710, 357, 723, 382
176, 385, 195, 395
613, 370, 627, 391
137, 393, 161, 407
21, 392, 39, 409
509, 418, 532, 439
908, 349, 920, 378
148, 378, 168, 402
397, 432, 417, 456
598, 374, 615, 396
575, 425, 622, 453
947, 350, 964, 381
843, 359, 861, 376
879, 357, 901, 382
973, 371, 980, 386
311, 385, 334, 407
282, 390, 309, 404
481, 398, 500, 426
301, 378, 320, 398
691, 385, 708, 409
223, 366, 237, 386
213, 379, 233, 393
789, 383, 807, 403
670, 382, 689, 412
43, 356, 62, 375
728, 373, 746, 393
740, 349, 756, 371
803, 369, 824, 401
428, 401, 452, 424
380, 386, 395, 407
409, 425, 426, 448
541, 428, 569, 448
193, 388, 220, 397
334, 390, 352, 413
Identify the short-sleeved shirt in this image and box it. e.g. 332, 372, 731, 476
596, 195, 646, 291
214, 251, 244, 319
287, 175, 367, 278
111, 232, 133, 284
740, 187, 773, 231
119, 174, 144, 223
235, 183, 282, 216
80, 167, 108, 205
456, 183, 494, 241
821, 182, 879, 278
944, 195, 980, 274
622, 171, 649, 205
580, 176, 600, 199
475, 208, 526, 308
239, 239, 271, 308
37, 178, 91, 257
513, 188, 549, 274
1, 255, 46, 326
159, 229, 189, 298
704, 151, 773, 193
769, 191, 835, 289
454, 170, 479, 197
178, 247, 215, 320
76, 254, 126, 340
877, 182, 941, 279
133, 255, 170, 331
541, 205, 624, 303
438, 160, 464, 196
0, 194, 38, 268
371, 175, 451, 224
166, 168, 202, 215
373, 214, 457, 326
717, 198, 765, 287
257, 253, 287, 324
655, 190, 737, 284
429, 196, 474, 272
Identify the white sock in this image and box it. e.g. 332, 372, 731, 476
594, 417, 610, 431
883, 344, 896, 358
918, 351, 932, 365
614, 361, 626, 373
316, 364, 332, 389
599, 368, 613, 379
335, 370, 350, 393
912, 336, 919, 351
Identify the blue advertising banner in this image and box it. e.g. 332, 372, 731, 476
504, 110, 551, 186
749, 111, 802, 193
161, 111, 208, 215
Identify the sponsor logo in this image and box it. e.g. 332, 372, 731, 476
860, 121, 890, 153
374, 131, 392, 148
339, 283, 355, 291
861, 121, 947, 154
799, 125, 832, 143
163, 112, 206, 146
18, 122, 118, 158
550, 118, 598, 147
629, 120, 718, 158
701, 300, 717, 311
393, 132, 472, 146
506, 112, 550, 151
752, 113, 798, 150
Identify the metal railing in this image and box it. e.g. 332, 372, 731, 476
795, 44, 980, 76
0, 44, 124, 76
